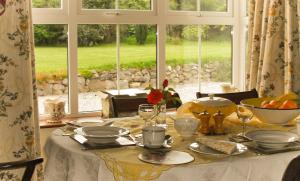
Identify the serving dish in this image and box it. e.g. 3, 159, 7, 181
241, 98, 300, 124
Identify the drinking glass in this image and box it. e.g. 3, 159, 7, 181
138, 104, 155, 126
236, 105, 254, 136
156, 104, 167, 128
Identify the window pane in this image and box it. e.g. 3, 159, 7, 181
120, 24, 157, 90
200, 25, 232, 92
82, 0, 152, 10
34, 25, 68, 115
166, 25, 232, 101
78, 25, 116, 112
82, 0, 115, 9
32, 0, 61, 8
166, 25, 199, 102
119, 0, 151, 10
169, 0, 197, 11
201, 0, 227, 12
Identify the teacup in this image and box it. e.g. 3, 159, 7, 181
142, 126, 165, 148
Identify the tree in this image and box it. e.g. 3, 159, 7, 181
82, 0, 114, 9
34, 25, 67, 46
135, 25, 148, 44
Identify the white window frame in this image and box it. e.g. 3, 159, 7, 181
32, 0, 246, 118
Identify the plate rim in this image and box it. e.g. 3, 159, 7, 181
245, 130, 299, 144
75, 126, 129, 138
189, 141, 248, 156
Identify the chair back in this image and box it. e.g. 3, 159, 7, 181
282, 155, 300, 181
196, 89, 259, 104
111, 94, 148, 117
0, 157, 43, 181
111, 93, 182, 117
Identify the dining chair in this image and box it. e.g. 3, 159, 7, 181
0, 157, 43, 181
282, 155, 300, 181
111, 94, 148, 117
111, 93, 182, 117
196, 89, 259, 104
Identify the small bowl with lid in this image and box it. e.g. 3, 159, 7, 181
173, 117, 199, 139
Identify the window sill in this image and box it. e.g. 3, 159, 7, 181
39, 119, 67, 129
39, 115, 103, 129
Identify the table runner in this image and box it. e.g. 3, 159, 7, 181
91, 115, 294, 181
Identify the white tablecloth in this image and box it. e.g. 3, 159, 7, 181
44, 129, 300, 181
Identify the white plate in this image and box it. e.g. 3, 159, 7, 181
68, 119, 114, 127
74, 126, 129, 144
74, 126, 129, 138
138, 151, 194, 165
245, 130, 299, 149
189, 141, 247, 156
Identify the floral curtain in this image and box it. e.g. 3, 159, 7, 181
246, 0, 300, 97
0, 0, 42, 180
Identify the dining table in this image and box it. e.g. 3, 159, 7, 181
44, 115, 300, 181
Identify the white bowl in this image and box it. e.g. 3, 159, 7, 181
174, 117, 199, 139
241, 98, 300, 125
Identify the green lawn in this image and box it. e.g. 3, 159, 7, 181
35, 41, 231, 77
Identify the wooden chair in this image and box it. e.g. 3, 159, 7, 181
111, 93, 182, 118
196, 89, 259, 104
111, 94, 148, 117
0, 157, 43, 181
282, 155, 300, 181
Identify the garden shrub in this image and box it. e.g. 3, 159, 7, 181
80, 70, 94, 79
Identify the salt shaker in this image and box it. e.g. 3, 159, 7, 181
199, 111, 211, 135
213, 111, 225, 134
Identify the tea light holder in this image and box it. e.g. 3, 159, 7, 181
44, 99, 65, 123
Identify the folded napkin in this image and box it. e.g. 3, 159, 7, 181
196, 138, 237, 154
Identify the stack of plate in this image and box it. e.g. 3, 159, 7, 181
245, 130, 299, 149
74, 126, 129, 144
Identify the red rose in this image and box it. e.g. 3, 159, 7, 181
147, 89, 163, 105
0, 0, 6, 16
163, 79, 168, 88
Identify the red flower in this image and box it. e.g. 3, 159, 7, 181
0, 0, 6, 16
163, 79, 168, 88
147, 89, 163, 105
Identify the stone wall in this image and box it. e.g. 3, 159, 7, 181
37, 62, 228, 96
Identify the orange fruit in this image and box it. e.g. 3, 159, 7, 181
269, 100, 281, 108
261, 100, 269, 107
279, 100, 298, 109
262, 104, 275, 109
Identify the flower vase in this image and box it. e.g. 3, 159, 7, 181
155, 104, 167, 128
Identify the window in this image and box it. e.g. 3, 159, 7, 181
82, 0, 152, 10
34, 24, 68, 115
32, 0, 245, 117
32, 0, 61, 8
77, 24, 117, 112
169, 0, 228, 12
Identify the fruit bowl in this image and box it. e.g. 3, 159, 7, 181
241, 98, 300, 124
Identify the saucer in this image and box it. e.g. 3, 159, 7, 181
138, 151, 194, 165
135, 137, 172, 153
